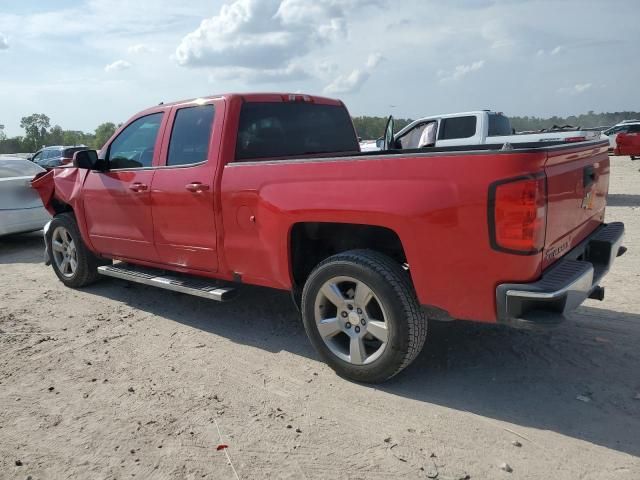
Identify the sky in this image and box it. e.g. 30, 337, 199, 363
0, 0, 639, 136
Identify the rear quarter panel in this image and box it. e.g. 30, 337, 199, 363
220, 150, 550, 322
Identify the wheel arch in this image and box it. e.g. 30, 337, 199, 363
289, 222, 409, 289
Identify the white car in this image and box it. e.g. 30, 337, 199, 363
0, 157, 51, 236
602, 122, 640, 150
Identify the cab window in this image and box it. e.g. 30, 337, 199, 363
167, 105, 215, 167
438, 116, 477, 140
235, 102, 358, 161
108, 113, 164, 169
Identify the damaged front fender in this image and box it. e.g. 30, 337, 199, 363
31, 167, 96, 257
31, 167, 90, 215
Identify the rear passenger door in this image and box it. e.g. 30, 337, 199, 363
150, 99, 223, 272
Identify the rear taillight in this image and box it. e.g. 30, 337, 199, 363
564, 136, 586, 142
489, 175, 547, 254
60, 157, 73, 165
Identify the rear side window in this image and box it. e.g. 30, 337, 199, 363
108, 113, 163, 169
628, 125, 640, 133
44, 149, 60, 160
438, 116, 477, 140
167, 105, 215, 166
488, 114, 512, 136
235, 102, 359, 161
63, 147, 86, 158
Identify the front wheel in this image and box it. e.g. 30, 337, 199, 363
301, 250, 427, 383
47, 213, 102, 288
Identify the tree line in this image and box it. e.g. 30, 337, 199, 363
0, 114, 118, 155
2, 110, 639, 153
352, 111, 640, 139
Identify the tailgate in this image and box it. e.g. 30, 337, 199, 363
542, 141, 609, 269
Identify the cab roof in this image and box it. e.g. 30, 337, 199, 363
144, 93, 344, 112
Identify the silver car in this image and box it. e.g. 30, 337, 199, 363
0, 156, 51, 236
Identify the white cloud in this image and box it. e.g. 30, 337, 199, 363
573, 83, 592, 93
174, 0, 384, 78
536, 49, 545, 56
438, 60, 485, 82
0, 33, 8, 50
209, 63, 309, 83
481, 21, 515, 51
365, 52, 383, 69
557, 83, 593, 95
323, 52, 382, 95
550, 45, 563, 55
127, 44, 154, 54
104, 60, 132, 72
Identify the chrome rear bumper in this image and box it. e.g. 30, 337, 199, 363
496, 222, 625, 327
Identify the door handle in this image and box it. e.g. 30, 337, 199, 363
129, 182, 148, 192
185, 182, 210, 192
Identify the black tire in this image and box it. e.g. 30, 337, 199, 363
301, 249, 427, 383
47, 212, 102, 288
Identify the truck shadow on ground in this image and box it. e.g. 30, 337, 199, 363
606, 194, 640, 207
0, 231, 45, 265
384, 308, 640, 458
86, 279, 640, 458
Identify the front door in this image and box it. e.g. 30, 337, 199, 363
82, 112, 165, 262
150, 101, 221, 272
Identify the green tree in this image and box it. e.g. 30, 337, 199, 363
94, 122, 117, 149
62, 130, 94, 146
0, 124, 6, 141
47, 125, 64, 145
20, 113, 50, 151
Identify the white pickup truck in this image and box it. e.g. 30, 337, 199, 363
366, 111, 601, 151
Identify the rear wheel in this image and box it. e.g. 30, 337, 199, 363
301, 250, 427, 383
47, 213, 102, 288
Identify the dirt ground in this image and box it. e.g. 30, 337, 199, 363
1, 156, 639, 480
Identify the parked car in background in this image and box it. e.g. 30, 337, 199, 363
32, 145, 88, 170
0, 157, 51, 235
602, 122, 640, 151
615, 132, 640, 159
368, 111, 601, 151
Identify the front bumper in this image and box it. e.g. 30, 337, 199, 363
43, 220, 52, 265
496, 222, 625, 327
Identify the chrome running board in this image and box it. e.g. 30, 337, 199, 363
98, 264, 236, 301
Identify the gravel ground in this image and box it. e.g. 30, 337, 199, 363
1, 156, 639, 480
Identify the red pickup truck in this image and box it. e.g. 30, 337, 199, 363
32, 93, 625, 383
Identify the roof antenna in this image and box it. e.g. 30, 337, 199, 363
158, 101, 164, 105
